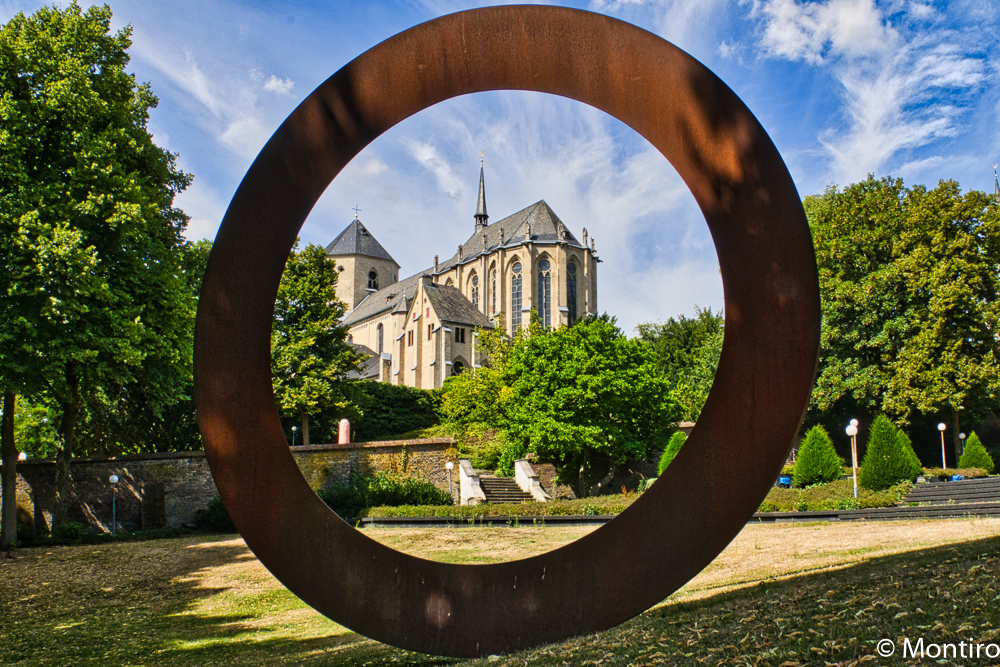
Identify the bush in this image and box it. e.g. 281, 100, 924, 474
351, 383, 442, 441
896, 430, 923, 475
195, 497, 236, 533
958, 432, 995, 474
859, 415, 921, 491
318, 470, 452, 523
366, 493, 637, 519
658, 431, 687, 476
794, 425, 842, 487
52, 521, 85, 541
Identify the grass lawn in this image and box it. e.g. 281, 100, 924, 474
1, 518, 998, 665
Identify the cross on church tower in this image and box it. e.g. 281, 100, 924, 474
353, 205, 362, 218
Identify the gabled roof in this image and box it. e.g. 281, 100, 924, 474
342, 271, 427, 326
436, 200, 583, 273
348, 343, 380, 380
424, 283, 493, 329
324, 219, 399, 265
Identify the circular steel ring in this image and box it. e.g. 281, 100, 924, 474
194, 5, 819, 658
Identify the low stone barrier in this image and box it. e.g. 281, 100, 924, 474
4, 437, 455, 536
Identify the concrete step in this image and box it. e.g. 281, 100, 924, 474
902, 477, 1000, 505
479, 475, 533, 504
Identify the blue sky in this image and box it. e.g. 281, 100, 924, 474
3, 0, 998, 335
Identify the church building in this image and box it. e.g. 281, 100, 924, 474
326, 166, 600, 389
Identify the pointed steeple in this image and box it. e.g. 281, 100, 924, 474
474, 152, 488, 231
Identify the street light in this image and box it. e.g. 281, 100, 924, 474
846, 420, 859, 499
938, 423, 947, 469
959, 432, 966, 456
109, 474, 119, 535
17, 452, 26, 461
291, 425, 297, 447
445, 461, 455, 499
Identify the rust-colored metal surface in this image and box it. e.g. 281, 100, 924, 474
194, 5, 819, 658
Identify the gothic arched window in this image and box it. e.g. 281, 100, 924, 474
471, 273, 479, 309
567, 261, 578, 325
537, 258, 551, 328
511, 262, 522, 327
490, 266, 497, 314
368, 269, 378, 290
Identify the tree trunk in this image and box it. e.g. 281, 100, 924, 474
1, 391, 17, 552
54, 373, 80, 530
300, 413, 310, 447
950, 405, 962, 464
578, 446, 589, 499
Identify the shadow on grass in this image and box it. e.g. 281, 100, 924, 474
3, 531, 998, 666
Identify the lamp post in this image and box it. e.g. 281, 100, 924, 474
959, 432, 966, 457
17, 452, 26, 461
109, 474, 119, 535
846, 419, 859, 499
446, 461, 455, 499
291, 425, 297, 447
938, 423, 947, 469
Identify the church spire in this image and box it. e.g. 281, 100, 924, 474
475, 152, 488, 231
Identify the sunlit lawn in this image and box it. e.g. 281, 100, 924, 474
2, 518, 998, 665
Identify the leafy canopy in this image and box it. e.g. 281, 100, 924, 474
442, 314, 677, 495
270, 241, 359, 443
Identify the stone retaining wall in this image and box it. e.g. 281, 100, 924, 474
4, 438, 456, 536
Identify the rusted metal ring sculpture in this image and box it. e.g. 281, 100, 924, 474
194, 5, 819, 658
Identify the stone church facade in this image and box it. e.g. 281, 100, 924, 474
326, 167, 600, 389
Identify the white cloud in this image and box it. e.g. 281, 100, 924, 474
262, 74, 294, 96
755, 0, 986, 183
405, 141, 466, 199
130, 30, 297, 161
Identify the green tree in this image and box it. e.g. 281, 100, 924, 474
859, 415, 921, 490
807, 176, 1000, 462
0, 4, 194, 532
793, 425, 842, 487
807, 176, 910, 419
500, 315, 676, 497
657, 431, 687, 476
636, 307, 723, 421
270, 242, 359, 446
958, 432, 994, 474
883, 182, 1000, 459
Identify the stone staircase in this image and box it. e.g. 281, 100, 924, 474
902, 477, 1000, 505
478, 474, 534, 504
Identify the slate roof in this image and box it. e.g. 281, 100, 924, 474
325, 219, 399, 265
424, 283, 493, 329
342, 271, 427, 326
436, 200, 583, 273
348, 343, 380, 380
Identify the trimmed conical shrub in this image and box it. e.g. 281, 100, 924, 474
658, 431, 687, 476
794, 425, 842, 487
896, 430, 923, 475
958, 432, 995, 474
859, 415, 921, 490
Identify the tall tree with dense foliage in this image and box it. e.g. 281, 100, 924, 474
807, 176, 1000, 458
0, 4, 195, 532
270, 242, 359, 446
444, 315, 676, 496
636, 307, 723, 421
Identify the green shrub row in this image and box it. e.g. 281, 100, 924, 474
794, 425, 843, 487
365, 493, 639, 518
759, 479, 911, 513
318, 469, 452, 523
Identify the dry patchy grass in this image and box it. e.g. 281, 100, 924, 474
2, 518, 998, 666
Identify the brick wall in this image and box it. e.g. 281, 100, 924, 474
4, 438, 455, 535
